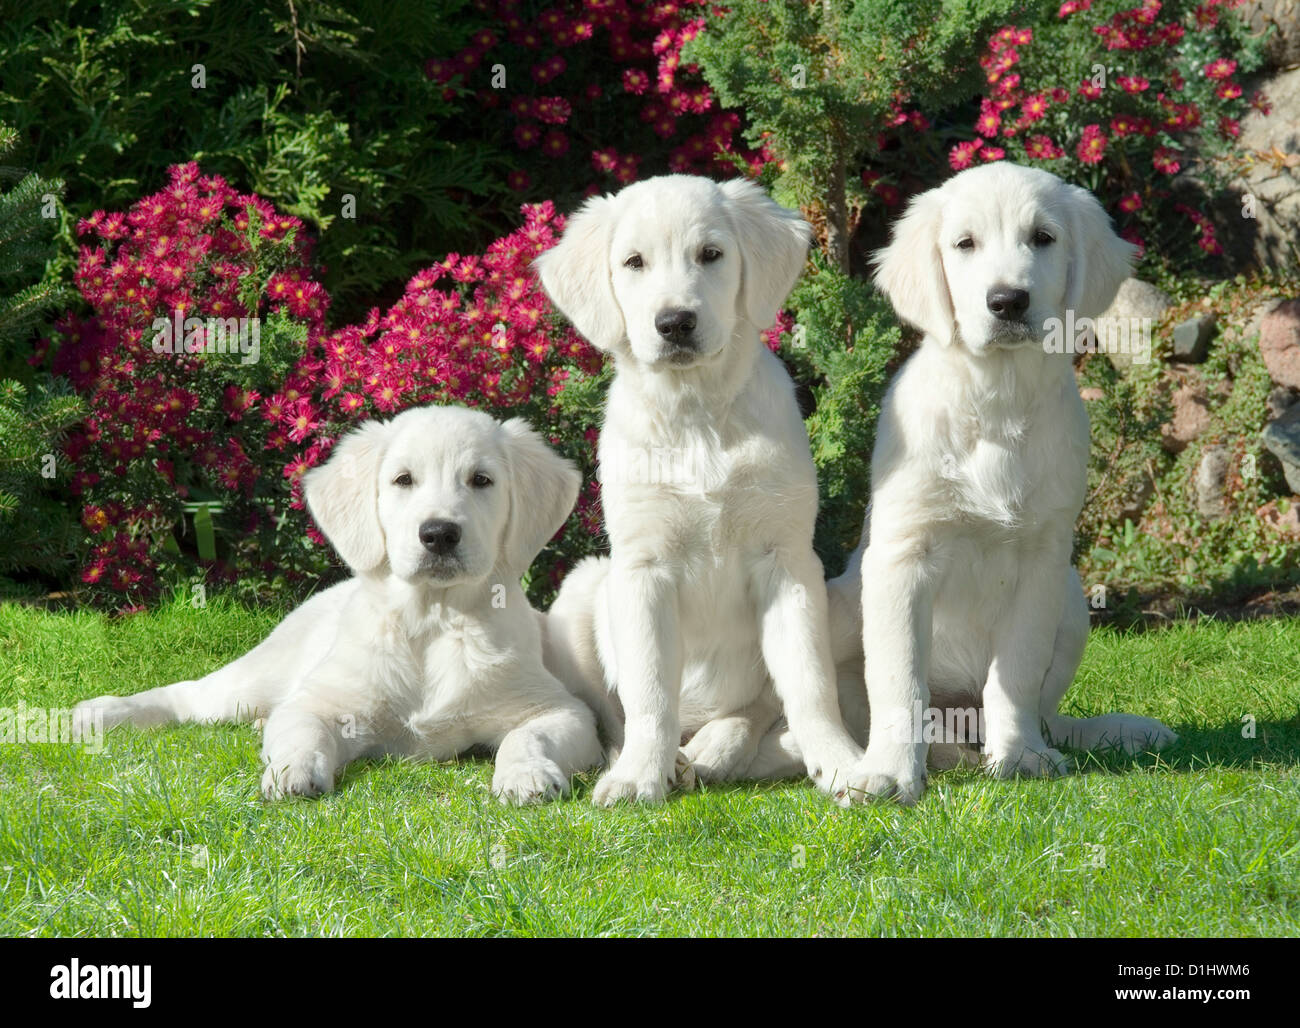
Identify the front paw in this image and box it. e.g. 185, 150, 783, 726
794, 736, 867, 804
493, 759, 570, 805
844, 743, 927, 806
984, 739, 1071, 779
591, 755, 674, 806
260, 751, 334, 800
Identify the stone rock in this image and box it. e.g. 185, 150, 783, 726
1231, 66, 1300, 271
1257, 498, 1300, 537
1118, 471, 1155, 523
1195, 445, 1232, 520
1170, 313, 1216, 362
1098, 279, 1172, 373
1263, 402, 1300, 493
1259, 298, 1300, 390
1267, 385, 1298, 419
1239, 1, 1300, 69
1161, 382, 1212, 453
1079, 386, 1105, 402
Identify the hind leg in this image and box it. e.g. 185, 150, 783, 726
74, 650, 284, 730
542, 558, 624, 756
1040, 571, 1177, 755
681, 691, 782, 783
75, 582, 350, 732
743, 720, 805, 781
743, 660, 872, 783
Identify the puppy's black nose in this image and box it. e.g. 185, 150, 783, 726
655, 308, 697, 346
419, 519, 461, 556
987, 287, 1031, 321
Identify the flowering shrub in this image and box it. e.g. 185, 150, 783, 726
46, 163, 331, 603
426, 0, 772, 199
46, 163, 608, 607
28, 2, 1278, 610
951, 0, 1266, 260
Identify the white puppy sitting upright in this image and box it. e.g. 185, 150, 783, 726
834, 162, 1176, 805
536, 175, 864, 805
75, 406, 602, 804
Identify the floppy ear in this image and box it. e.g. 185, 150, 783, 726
533, 193, 624, 351
720, 178, 812, 331
872, 186, 955, 345
302, 419, 392, 574
499, 418, 581, 577
1063, 183, 1137, 319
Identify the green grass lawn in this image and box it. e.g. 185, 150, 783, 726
1, 596, 1297, 937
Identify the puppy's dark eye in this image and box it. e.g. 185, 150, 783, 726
624, 254, 643, 270
393, 473, 413, 488
701, 246, 722, 264
1033, 230, 1056, 247
470, 472, 493, 489
955, 237, 975, 251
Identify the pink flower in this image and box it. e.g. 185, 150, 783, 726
623, 68, 649, 95
1076, 124, 1107, 164
1020, 94, 1049, 122
949, 139, 985, 170
542, 131, 570, 158
1077, 78, 1103, 100
534, 96, 572, 125
1152, 147, 1181, 175
1204, 58, 1237, 81
1025, 134, 1064, 160
975, 99, 1001, 137
513, 122, 542, 149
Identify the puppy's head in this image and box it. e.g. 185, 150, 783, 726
873, 162, 1135, 355
303, 406, 579, 586
534, 174, 811, 370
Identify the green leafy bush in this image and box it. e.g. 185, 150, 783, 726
781, 253, 899, 573
685, 0, 1048, 270
0, 123, 84, 587
1, 0, 499, 322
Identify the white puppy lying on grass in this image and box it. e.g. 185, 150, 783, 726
830, 162, 1177, 805
76, 405, 602, 804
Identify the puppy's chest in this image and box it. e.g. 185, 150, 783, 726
604, 431, 803, 545
939, 415, 1081, 528
382, 624, 493, 720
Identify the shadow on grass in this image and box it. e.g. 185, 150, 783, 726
1072, 718, 1300, 774
79, 708, 1300, 810
329, 751, 606, 806
684, 716, 1300, 805
1093, 567, 1300, 631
